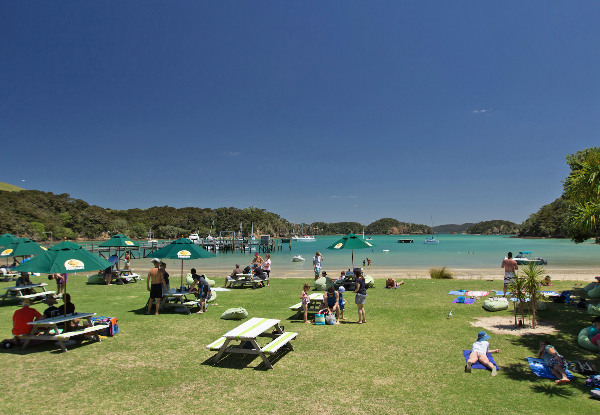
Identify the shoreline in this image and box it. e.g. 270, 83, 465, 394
129, 262, 597, 281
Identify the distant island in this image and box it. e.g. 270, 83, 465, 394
0, 183, 566, 241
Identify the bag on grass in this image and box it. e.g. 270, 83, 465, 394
571, 360, 596, 375
325, 314, 336, 325
315, 311, 326, 325
220, 307, 248, 320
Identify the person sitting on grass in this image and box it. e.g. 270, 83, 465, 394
465, 331, 499, 376
385, 278, 405, 289
320, 286, 340, 324
538, 340, 570, 385
587, 317, 600, 346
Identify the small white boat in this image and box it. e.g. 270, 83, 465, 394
424, 237, 439, 244
292, 235, 316, 242
291, 255, 305, 262
382, 249, 389, 253
512, 251, 547, 265
189, 233, 200, 243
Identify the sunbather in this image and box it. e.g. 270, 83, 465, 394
465, 331, 499, 376
385, 278, 404, 289
538, 340, 570, 385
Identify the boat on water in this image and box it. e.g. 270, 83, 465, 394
424, 237, 439, 245
189, 233, 200, 243
292, 235, 316, 242
398, 239, 414, 243
291, 255, 305, 262
513, 251, 548, 266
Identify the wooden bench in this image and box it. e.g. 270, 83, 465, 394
20, 291, 57, 301
289, 293, 324, 311
18, 324, 109, 352
261, 331, 298, 354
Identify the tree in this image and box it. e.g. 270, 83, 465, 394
563, 147, 600, 243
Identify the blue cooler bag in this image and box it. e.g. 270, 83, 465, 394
91, 316, 119, 336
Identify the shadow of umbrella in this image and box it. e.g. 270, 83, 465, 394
146, 237, 216, 289
13, 240, 114, 314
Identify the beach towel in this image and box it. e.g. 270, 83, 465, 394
462, 350, 498, 370
493, 290, 506, 296
526, 357, 574, 380
540, 291, 559, 297
449, 290, 467, 295
465, 291, 489, 297
212, 287, 231, 292
453, 297, 476, 304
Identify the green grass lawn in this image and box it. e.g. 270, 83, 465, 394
0, 276, 598, 415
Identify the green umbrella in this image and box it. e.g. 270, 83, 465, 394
326, 233, 375, 269
99, 234, 139, 270
0, 233, 18, 246
147, 237, 215, 289
0, 237, 47, 259
13, 240, 114, 314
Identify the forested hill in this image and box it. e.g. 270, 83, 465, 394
433, 223, 475, 234
466, 220, 519, 235
0, 190, 434, 241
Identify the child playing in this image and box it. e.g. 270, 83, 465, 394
465, 331, 499, 376
338, 286, 346, 320
301, 283, 311, 323
538, 340, 570, 385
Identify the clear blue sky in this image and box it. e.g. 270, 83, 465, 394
2, 2, 599, 226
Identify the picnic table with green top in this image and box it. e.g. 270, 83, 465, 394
159, 290, 199, 314
2, 283, 56, 304
18, 312, 109, 352
229, 273, 265, 289
206, 317, 298, 369
289, 293, 325, 314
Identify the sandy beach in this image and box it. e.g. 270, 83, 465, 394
130, 260, 598, 281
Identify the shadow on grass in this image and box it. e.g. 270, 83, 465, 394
201, 349, 292, 371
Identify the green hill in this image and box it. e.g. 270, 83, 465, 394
0, 182, 23, 192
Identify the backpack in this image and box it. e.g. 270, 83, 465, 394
571, 360, 596, 376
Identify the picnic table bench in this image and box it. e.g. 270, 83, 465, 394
289, 293, 324, 314
158, 291, 200, 314
229, 274, 265, 289
1, 283, 56, 304
206, 317, 298, 369
17, 312, 108, 352
112, 269, 141, 283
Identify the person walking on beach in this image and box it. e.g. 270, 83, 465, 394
313, 251, 323, 280
501, 252, 518, 295
262, 253, 271, 286
353, 269, 367, 324
146, 258, 166, 315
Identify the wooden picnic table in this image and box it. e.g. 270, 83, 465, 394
1, 283, 56, 305
229, 274, 265, 289
206, 317, 298, 369
18, 312, 109, 352
1, 272, 19, 282
159, 291, 199, 314
111, 269, 141, 283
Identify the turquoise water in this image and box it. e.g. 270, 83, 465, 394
193, 235, 600, 273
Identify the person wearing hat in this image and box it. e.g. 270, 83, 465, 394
146, 258, 166, 315
465, 331, 499, 376
250, 253, 264, 268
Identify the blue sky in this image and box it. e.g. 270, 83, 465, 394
2, 2, 599, 226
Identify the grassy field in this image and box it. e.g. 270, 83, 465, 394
0, 276, 598, 415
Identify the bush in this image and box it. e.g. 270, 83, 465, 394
430, 266, 453, 279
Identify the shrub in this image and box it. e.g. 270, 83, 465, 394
430, 266, 453, 279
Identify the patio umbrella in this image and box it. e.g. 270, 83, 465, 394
13, 240, 114, 314
0, 233, 18, 246
99, 234, 139, 270
0, 237, 47, 261
147, 237, 215, 289
326, 233, 375, 269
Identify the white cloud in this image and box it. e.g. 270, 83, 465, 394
472, 108, 493, 114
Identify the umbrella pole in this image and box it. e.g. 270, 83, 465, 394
181, 260, 184, 290
352, 250, 354, 269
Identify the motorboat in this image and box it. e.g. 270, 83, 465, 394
424, 237, 439, 244
291, 255, 305, 262
398, 239, 414, 243
513, 252, 548, 266
189, 233, 200, 243
292, 235, 316, 242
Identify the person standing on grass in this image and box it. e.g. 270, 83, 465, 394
538, 340, 570, 385
501, 252, 518, 295
313, 251, 323, 280
353, 269, 367, 324
146, 258, 166, 315
301, 283, 311, 323
262, 253, 271, 286
160, 262, 170, 297
465, 331, 499, 376
124, 252, 131, 270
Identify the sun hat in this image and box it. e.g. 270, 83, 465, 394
337, 286, 345, 293
254, 253, 259, 257
151, 258, 160, 263
477, 331, 490, 342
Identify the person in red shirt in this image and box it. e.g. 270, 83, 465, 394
12, 299, 43, 344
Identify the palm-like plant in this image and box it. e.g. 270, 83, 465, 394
508, 275, 527, 328
521, 262, 545, 328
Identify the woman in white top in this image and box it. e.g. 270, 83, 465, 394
313, 252, 323, 280
465, 331, 499, 376
262, 254, 271, 286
